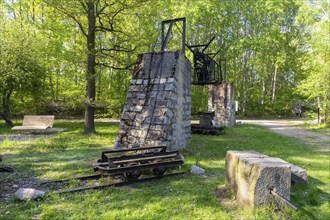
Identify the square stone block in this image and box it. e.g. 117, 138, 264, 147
226, 151, 291, 208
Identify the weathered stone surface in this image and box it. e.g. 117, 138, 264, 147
208, 83, 235, 127
114, 51, 191, 151
225, 150, 269, 192
226, 151, 291, 208
14, 188, 45, 200
290, 164, 308, 184
273, 157, 308, 184
191, 165, 205, 175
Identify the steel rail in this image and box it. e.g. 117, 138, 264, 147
53, 172, 186, 194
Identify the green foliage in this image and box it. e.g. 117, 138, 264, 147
0, 20, 46, 121
0, 0, 328, 124
296, 1, 330, 123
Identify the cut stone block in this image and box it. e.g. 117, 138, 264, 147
225, 150, 269, 192
273, 157, 308, 184
226, 151, 292, 208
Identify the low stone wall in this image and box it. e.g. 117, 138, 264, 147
114, 51, 191, 151
208, 82, 235, 127
225, 150, 307, 208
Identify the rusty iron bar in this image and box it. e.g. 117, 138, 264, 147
53, 171, 186, 194
40, 174, 106, 185
270, 189, 298, 211
0, 166, 14, 173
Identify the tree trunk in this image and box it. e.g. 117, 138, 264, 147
271, 63, 277, 105
0, 92, 13, 127
84, 1, 96, 134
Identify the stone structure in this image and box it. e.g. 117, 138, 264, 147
208, 82, 235, 127
225, 150, 307, 209
114, 51, 191, 151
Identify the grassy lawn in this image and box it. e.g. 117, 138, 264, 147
0, 121, 329, 219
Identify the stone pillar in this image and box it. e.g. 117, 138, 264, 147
208, 82, 235, 127
114, 51, 191, 151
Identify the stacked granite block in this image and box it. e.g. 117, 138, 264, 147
226, 150, 307, 209
114, 51, 191, 151
208, 82, 235, 127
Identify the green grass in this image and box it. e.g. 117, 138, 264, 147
0, 121, 329, 219
298, 122, 330, 135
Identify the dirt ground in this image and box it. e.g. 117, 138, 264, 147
237, 119, 329, 152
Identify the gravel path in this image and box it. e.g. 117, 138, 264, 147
237, 119, 329, 151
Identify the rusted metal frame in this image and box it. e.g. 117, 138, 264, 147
94, 158, 184, 175
101, 146, 166, 161
202, 36, 216, 53
161, 18, 186, 54
182, 18, 186, 54
99, 153, 179, 166
161, 22, 174, 51
101, 149, 174, 163
54, 171, 186, 194
107, 151, 178, 161
191, 49, 221, 85
270, 189, 298, 211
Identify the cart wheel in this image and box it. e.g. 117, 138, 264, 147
152, 167, 166, 176
123, 162, 141, 181
152, 159, 166, 176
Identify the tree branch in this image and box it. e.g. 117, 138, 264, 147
96, 62, 135, 70
80, 2, 88, 13
45, 1, 88, 37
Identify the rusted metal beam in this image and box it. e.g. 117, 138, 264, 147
54, 172, 186, 194
40, 174, 106, 185
270, 189, 298, 211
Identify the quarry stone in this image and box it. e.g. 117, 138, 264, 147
225, 150, 306, 209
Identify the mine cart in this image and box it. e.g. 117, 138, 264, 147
93, 146, 184, 181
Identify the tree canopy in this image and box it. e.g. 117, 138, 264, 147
0, 0, 329, 130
